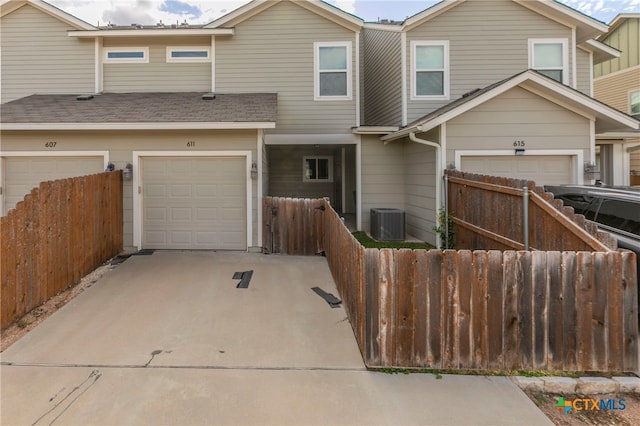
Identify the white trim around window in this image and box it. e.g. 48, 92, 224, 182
314, 41, 352, 101
166, 46, 211, 63
104, 47, 149, 63
529, 38, 569, 85
411, 40, 450, 100
629, 89, 640, 116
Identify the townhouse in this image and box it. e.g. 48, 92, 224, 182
1, 0, 638, 251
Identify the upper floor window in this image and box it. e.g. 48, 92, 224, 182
167, 46, 211, 63
411, 40, 449, 100
630, 90, 640, 119
529, 39, 568, 84
104, 47, 149, 63
314, 42, 352, 100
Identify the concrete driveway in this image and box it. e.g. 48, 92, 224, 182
1, 251, 551, 425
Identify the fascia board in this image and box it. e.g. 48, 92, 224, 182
69, 28, 234, 37
402, 0, 465, 31
1, 122, 277, 130
204, 0, 272, 28
14, 0, 96, 30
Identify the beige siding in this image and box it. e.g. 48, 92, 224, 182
360, 135, 405, 233
403, 142, 437, 245
362, 28, 402, 126
215, 1, 357, 134
576, 47, 592, 96
406, 0, 573, 123
594, 68, 640, 114
446, 87, 590, 163
595, 17, 640, 77
1, 4, 94, 103
0, 130, 259, 250
103, 37, 211, 93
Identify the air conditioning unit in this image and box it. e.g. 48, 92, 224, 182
370, 208, 405, 241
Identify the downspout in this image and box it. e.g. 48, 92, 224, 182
409, 131, 442, 248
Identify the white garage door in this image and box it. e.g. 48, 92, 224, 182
2, 156, 104, 215
460, 155, 574, 185
141, 157, 247, 250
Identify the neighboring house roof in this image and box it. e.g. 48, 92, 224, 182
0, 93, 277, 130
0, 0, 96, 30
580, 39, 621, 64
599, 13, 640, 39
205, 0, 363, 32
382, 70, 640, 142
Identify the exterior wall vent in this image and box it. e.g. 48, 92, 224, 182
370, 208, 405, 241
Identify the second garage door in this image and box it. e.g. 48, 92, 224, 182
460, 155, 574, 185
141, 157, 247, 250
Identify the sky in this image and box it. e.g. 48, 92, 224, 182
46, 0, 639, 27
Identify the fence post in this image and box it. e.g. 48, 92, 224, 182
523, 186, 529, 251
444, 174, 449, 249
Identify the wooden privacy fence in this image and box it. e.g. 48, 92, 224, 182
446, 170, 617, 252
0, 172, 123, 330
264, 196, 638, 372
262, 197, 325, 255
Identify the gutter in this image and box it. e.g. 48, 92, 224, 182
409, 131, 443, 248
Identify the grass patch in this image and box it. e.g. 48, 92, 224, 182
370, 367, 589, 379
352, 231, 433, 250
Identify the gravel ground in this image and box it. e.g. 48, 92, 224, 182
526, 390, 640, 425
1, 260, 118, 352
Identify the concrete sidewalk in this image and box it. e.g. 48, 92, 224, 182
1, 251, 552, 425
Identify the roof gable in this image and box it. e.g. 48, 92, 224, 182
382, 70, 639, 142
402, 0, 607, 42
600, 13, 640, 39
205, 0, 363, 32
0, 0, 96, 30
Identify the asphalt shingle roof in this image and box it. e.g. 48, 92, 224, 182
1, 92, 277, 123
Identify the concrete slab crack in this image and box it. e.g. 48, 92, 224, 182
31, 369, 102, 426
145, 349, 163, 367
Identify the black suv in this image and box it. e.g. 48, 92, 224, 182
544, 185, 640, 295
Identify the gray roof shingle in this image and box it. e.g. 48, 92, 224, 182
1, 92, 277, 124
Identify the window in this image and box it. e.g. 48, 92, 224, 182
104, 48, 149, 63
303, 156, 333, 182
630, 90, 640, 118
314, 42, 351, 100
529, 39, 568, 84
167, 46, 211, 63
412, 41, 449, 99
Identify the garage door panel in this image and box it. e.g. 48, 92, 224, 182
460, 155, 573, 185
141, 157, 246, 250
2, 156, 104, 214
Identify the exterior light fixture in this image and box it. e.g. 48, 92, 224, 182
250, 162, 258, 180
122, 163, 133, 181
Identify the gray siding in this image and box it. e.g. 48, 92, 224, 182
576, 47, 591, 95
403, 142, 437, 245
215, 1, 357, 134
362, 28, 402, 126
1, 129, 259, 250
103, 37, 211, 93
1, 4, 94, 103
360, 135, 405, 233
406, 0, 573, 123
267, 146, 335, 200
446, 87, 590, 163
